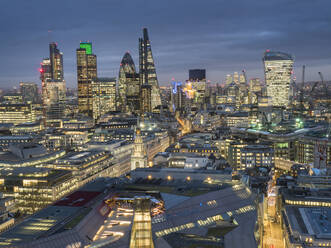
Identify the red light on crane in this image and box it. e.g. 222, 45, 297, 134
39, 68, 43, 73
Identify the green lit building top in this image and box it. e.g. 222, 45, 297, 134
80, 42, 92, 55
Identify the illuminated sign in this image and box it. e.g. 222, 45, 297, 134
80, 42, 92, 55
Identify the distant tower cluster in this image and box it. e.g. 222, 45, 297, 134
40, 42, 66, 122
263, 50, 294, 108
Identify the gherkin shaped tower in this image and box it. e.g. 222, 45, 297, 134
118, 52, 136, 110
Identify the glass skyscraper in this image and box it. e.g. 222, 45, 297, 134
139, 28, 162, 112
118, 52, 139, 112
40, 43, 66, 121
263, 51, 294, 107
91, 77, 117, 120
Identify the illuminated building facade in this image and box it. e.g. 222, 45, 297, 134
19, 82, 39, 103
263, 50, 294, 107
91, 77, 116, 120
49, 150, 114, 186
188, 69, 206, 106
40, 43, 66, 121
42, 80, 66, 120
77, 42, 97, 117
240, 145, 274, 169
140, 84, 152, 113
171, 81, 186, 112
0, 167, 77, 214
131, 128, 147, 170
0, 104, 36, 125
3, 93, 23, 104
130, 196, 154, 248
125, 73, 141, 113
139, 28, 161, 112
49, 42, 64, 81
118, 52, 139, 112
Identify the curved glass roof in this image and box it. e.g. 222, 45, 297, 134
121, 52, 135, 66
263, 51, 293, 61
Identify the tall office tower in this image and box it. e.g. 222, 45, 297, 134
40, 43, 66, 121
263, 51, 294, 107
129, 196, 154, 248
171, 81, 186, 112
189, 69, 206, 81
249, 78, 262, 93
226, 74, 233, 85
19, 82, 39, 103
126, 73, 141, 113
77, 42, 97, 117
118, 52, 139, 112
49, 42, 64, 80
140, 84, 152, 113
139, 28, 161, 112
188, 69, 206, 106
91, 77, 116, 120
233, 72, 239, 84
239, 73, 246, 84
40, 58, 52, 82
42, 80, 66, 120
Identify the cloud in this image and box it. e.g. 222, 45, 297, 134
0, 0, 330, 88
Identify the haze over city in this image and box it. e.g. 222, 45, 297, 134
0, 0, 331, 87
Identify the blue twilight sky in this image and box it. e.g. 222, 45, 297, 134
0, 0, 331, 88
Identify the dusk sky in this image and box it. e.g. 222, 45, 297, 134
1, 0, 331, 88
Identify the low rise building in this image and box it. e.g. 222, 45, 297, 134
282, 206, 331, 248
0, 167, 77, 214
9, 122, 43, 135
0, 135, 34, 151
168, 153, 210, 169
0, 104, 36, 125
240, 145, 274, 169
49, 151, 114, 186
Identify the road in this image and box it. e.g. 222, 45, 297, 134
262, 198, 284, 248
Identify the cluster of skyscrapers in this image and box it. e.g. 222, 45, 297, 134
39, 28, 162, 125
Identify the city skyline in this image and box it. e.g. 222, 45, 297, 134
0, 0, 331, 88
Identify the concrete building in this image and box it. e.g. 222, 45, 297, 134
49, 150, 115, 186
168, 153, 210, 169
240, 145, 274, 169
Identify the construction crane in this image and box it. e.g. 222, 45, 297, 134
309, 71, 329, 111
311, 71, 325, 93
318, 72, 328, 93
298, 65, 305, 114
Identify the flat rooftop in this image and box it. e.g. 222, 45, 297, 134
0, 206, 81, 242
54, 191, 101, 207
134, 167, 232, 175
285, 206, 331, 239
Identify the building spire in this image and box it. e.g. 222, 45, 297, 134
143, 27, 149, 41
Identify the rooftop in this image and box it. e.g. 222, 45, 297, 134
263, 50, 293, 61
